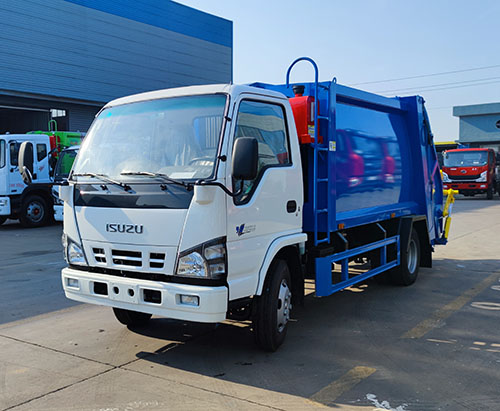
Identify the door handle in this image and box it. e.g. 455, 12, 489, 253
287, 200, 297, 213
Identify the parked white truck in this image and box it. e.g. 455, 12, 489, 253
19, 59, 451, 351
0, 134, 54, 227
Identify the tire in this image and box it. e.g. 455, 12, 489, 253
253, 259, 292, 352
0, 216, 7, 226
487, 186, 493, 200
112, 307, 152, 327
19, 195, 48, 228
391, 229, 420, 286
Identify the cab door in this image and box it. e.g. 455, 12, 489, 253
34, 141, 50, 182
225, 96, 303, 300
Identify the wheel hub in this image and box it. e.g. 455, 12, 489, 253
277, 279, 292, 333
27, 202, 43, 223
407, 238, 418, 274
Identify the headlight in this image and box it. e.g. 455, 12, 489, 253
477, 171, 487, 182
176, 238, 227, 280
64, 236, 88, 266
177, 251, 208, 278
442, 172, 450, 182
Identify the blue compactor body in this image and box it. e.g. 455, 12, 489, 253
253, 58, 451, 297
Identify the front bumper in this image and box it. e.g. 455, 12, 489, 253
443, 183, 489, 193
62, 267, 228, 323
0, 196, 11, 216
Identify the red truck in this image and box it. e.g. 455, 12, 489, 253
442, 148, 498, 199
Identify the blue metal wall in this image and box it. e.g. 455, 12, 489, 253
0, 0, 232, 104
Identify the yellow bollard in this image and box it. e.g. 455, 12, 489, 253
442, 189, 458, 239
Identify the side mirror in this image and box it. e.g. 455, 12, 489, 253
18, 141, 34, 185
232, 137, 258, 181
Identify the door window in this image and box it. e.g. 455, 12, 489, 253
10, 142, 21, 166
233, 100, 291, 205
0, 140, 5, 168
36, 144, 47, 162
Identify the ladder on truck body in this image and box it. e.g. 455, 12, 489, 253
286, 58, 336, 247
286, 58, 400, 298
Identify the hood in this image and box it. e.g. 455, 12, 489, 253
75, 207, 187, 247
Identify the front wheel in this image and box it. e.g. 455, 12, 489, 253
391, 229, 420, 286
253, 259, 292, 352
0, 216, 7, 226
113, 308, 152, 327
19, 195, 48, 227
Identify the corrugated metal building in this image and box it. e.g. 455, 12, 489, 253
453, 102, 500, 152
0, 0, 232, 133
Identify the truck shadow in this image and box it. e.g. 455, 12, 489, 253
130, 257, 500, 407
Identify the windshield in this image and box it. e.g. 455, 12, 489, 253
444, 151, 488, 167
72, 94, 227, 181
55, 149, 78, 181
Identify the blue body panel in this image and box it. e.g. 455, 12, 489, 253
252, 58, 445, 297
250, 81, 444, 243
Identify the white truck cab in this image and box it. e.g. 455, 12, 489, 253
0, 134, 54, 227
60, 85, 305, 350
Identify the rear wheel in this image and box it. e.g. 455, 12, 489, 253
0, 216, 6, 226
113, 308, 152, 327
253, 259, 292, 351
391, 229, 420, 286
19, 195, 48, 227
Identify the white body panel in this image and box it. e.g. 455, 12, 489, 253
62, 84, 306, 324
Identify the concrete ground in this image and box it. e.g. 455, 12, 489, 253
0, 196, 499, 410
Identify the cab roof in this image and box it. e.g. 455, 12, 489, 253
0, 134, 50, 142
103, 84, 288, 109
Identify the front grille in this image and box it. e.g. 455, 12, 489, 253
150, 252, 165, 269
449, 174, 480, 181
111, 249, 142, 267
91, 247, 166, 270
93, 248, 106, 263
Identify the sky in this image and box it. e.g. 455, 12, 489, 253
176, 0, 500, 141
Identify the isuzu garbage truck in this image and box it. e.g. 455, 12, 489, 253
20, 58, 452, 351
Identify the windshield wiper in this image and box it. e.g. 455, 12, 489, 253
120, 171, 193, 190
72, 173, 131, 191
